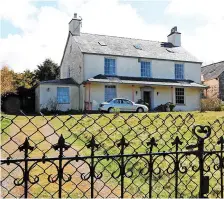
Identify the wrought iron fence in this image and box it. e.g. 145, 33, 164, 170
1, 113, 224, 198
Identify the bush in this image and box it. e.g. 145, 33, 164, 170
201, 98, 222, 112
169, 103, 176, 111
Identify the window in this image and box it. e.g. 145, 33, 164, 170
114, 99, 122, 104
134, 44, 142, 50
105, 85, 116, 101
104, 58, 116, 75
175, 88, 185, 104
57, 87, 70, 104
141, 61, 151, 77
175, 64, 184, 79
98, 41, 107, 46
122, 99, 133, 105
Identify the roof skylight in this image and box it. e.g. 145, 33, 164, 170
134, 44, 142, 50
166, 49, 175, 53
98, 41, 107, 46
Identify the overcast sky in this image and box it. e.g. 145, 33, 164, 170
0, 0, 224, 72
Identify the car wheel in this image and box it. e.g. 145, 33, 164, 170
108, 107, 114, 113
137, 107, 144, 113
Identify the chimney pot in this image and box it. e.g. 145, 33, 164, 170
69, 13, 82, 36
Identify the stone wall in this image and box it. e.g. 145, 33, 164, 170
203, 78, 219, 99
60, 34, 84, 84
219, 71, 224, 100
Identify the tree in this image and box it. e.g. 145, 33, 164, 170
14, 70, 36, 89
35, 59, 59, 81
0, 66, 16, 95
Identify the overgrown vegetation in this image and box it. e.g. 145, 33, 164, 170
201, 98, 222, 111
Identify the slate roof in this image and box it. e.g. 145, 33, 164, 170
86, 74, 206, 88
73, 33, 201, 63
40, 78, 79, 86
201, 61, 224, 81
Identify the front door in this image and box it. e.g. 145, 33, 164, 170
143, 91, 151, 110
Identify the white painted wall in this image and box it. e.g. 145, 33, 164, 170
153, 86, 201, 111
174, 87, 201, 111
35, 86, 40, 112
84, 54, 201, 83
35, 84, 79, 112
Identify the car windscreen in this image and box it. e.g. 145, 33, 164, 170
106, 99, 113, 103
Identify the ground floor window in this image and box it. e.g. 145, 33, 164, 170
57, 87, 70, 104
175, 88, 185, 104
105, 85, 116, 101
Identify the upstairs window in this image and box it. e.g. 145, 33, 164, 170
104, 58, 116, 75
175, 64, 184, 79
57, 87, 70, 104
105, 85, 116, 101
175, 88, 185, 104
141, 61, 151, 77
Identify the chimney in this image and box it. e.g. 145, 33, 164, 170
69, 13, 82, 36
167, 26, 181, 47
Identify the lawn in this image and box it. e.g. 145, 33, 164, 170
1, 111, 224, 198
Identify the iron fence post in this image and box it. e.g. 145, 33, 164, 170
53, 135, 70, 199
198, 137, 205, 198
18, 138, 34, 198
86, 136, 99, 198
147, 137, 157, 198
172, 136, 182, 198
117, 136, 128, 199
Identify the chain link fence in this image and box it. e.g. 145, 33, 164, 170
1, 113, 224, 198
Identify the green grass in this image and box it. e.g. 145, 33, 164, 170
1, 111, 224, 198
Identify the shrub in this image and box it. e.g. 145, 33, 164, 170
201, 98, 222, 112
169, 103, 176, 111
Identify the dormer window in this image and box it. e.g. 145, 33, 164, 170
175, 63, 184, 79
104, 58, 116, 75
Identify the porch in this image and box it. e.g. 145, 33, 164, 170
83, 74, 206, 111
84, 83, 202, 111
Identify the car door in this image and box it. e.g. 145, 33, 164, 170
113, 99, 122, 110
122, 99, 134, 112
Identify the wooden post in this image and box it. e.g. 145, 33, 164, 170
132, 85, 135, 102
171, 86, 173, 103
88, 83, 91, 110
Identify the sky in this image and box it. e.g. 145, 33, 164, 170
0, 0, 224, 72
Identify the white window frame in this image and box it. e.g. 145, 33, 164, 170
175, 87, 185, 105
141, 61, 151, 77
175, 63, 184, 79
105, 85, 117, 101
104, 58, 116, 75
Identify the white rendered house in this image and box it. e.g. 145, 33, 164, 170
35, 14, 206, 112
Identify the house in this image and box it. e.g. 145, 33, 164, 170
35, 13, 206, 112
201, 61, 224, 100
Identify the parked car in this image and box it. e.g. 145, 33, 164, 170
99, 98, 149, 113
